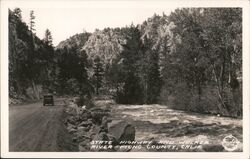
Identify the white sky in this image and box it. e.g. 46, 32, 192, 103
13, 7, 174, 46
7, 0, 246, 46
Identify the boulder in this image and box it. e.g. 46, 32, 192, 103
67, 103, 78, 115
100, 116, 109, 132
93, 132, 109, 141
78, 120, 92, 127
77, 129, 87, 137
78, 126, 89, 131
76, 128, 92, 142
87, 118, 93, 123
72, 137, 77, 142
67, 123, 77, 131
108, 120, 135, 143
88, 125, 101, 138
81, 111, 92, 121
90, 107, 110, 112
68, 128, 77, 134
107, 134, 119, 146
82, 105, 86, 109
101, 116, 108, 128
79, 139, 91, 151
77, 134, 91, 143
79, 144, 88, 152
74, 97, 82, 107
67, 116, 77, 125
91, 108, 109, 124
92, 132, 114, 151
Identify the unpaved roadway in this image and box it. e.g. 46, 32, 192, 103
9, 98, 77, 152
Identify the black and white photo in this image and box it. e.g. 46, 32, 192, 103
1, 0, 249, 158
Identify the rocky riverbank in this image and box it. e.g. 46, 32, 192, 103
63, 98, 136, 152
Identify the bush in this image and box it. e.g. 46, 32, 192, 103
75, 95, 94, 109
114, 88, 144, 105
113, 76, 144, 105
160, 82, 242, 117
187, 87, 220, 114
113, 90, 125, 104
224, 87, 242, 117
66, 78, 81, 95
171, 82, 192, 110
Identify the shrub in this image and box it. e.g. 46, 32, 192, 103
75, 95, 94, 109
171, 82, 192, 110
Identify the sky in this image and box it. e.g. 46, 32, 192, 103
13, 7, 174, 46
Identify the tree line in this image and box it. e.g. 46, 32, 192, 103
9, 8, 55, 100
9, 8, 242, 117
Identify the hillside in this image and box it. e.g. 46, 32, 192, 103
9, 9, 56, 103
56, 32, 91, 50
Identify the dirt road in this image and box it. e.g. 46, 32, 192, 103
9, 98, 77, 152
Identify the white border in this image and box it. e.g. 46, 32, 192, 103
1, 0, 249, 158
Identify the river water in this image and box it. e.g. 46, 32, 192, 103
95, 100, 243, 152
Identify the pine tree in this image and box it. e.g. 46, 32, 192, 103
79, 50, 94, 97
13, 8, 22, 20
44, 29, 53, 46
29, 10, 36, 33
140, 36, 162, 104
146, 50, 162, 103
115, 26, 144, 104
93, 56, 104, 95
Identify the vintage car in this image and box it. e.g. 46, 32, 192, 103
43, 94, 54, 106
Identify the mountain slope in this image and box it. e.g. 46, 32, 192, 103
9, 9, 55, 102
56, 32, 91, 50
